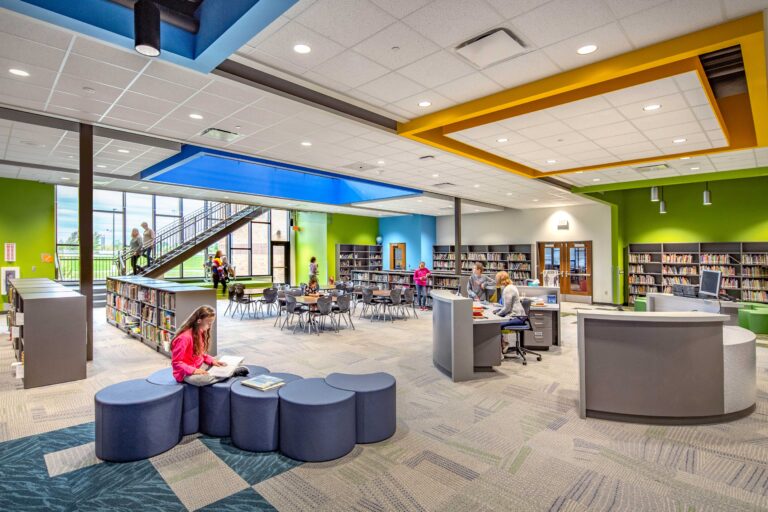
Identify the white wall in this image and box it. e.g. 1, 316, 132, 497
436, 203, 615, 303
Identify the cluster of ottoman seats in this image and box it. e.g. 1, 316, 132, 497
95, 364, 396, 463
738, 303, 768, 334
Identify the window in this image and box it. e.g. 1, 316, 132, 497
231, 224, 249, 248
251, 223, 269, 275
155, 195, 180, 215
125, 193, 153, 244
183, 250, 205, 278
182, 198, 204, 216
93, 190, 123, 212
231, 249, 250, 277
56, 185, 79, 245
271, 209, 288, 241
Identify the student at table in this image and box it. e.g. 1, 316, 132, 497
306, 275, 320, 295
413, 261, 431, 310
467, 263, 494, 301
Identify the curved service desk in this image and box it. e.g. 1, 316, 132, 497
578, 310, 756, 424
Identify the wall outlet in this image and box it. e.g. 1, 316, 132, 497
31, 266, 36, 272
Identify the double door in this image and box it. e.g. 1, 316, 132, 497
537, 241, 592, 299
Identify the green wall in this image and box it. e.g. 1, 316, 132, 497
589, 175, 768, 303
326, 213, 378, 282
0, 178, 56, 299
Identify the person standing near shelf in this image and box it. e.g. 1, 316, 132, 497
413, 261, 431, 311
171, 305, 247, 386
309, 256, 318, 282
140, 221, 155, 267
467, 262, 495, 302
129, 228, 142, 275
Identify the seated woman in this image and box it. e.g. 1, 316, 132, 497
171, 306, 246, 386
306, 275, 320, 295
495, 271, 526, 353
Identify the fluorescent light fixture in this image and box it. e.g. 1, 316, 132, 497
673, 138, 687, 144
643, 104, 661, 111
60, 176, 70, 180
293, 44, 311, 54
546, 159, 557, 164
473, 184, 480, 188
418, 100, 432, 107
97, 164, 107, 169
9, 68, 29, 77
577, 44, 597, 55
377, 160, 385, 165
300, 141, 312, 147
592, 178, 601, 182
134, 0, 161, 57
650, 186, 659, 202
703, 182, 712, 205
189, 113, 204, 120
431, 173, 439, 178
690, 167, 700, 170
497, 138, 508, 143
532, 199, 539, 202
506, 192, 512, 196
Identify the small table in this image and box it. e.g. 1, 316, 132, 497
373, 290, 391, 297
244, 287, 270, 296
295, 295, 338, 305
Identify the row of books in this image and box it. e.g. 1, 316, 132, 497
628, 264, 646, 273
433, 252, 529, 262
744, 290, 768, 302
139, 288, 157, 305
158, 291, 176, 311
743, 267, 768, 277
161, 311, 175, 331
743, 254, 768, 264
629, 285, 661, 295
743, 279, 768, 291
700, 254, 733, 264
108, 281, 139, 300
721, 278, 739, 289
143, 304, 157, 324
662, 265, 698, 275
629, 254, 653, 263
663, 254, 694, 263
629, 275, 656, 284
107, 307, 139, 329
701, 265, 737, 276
662, 276, 693, 286
107, 294, 141, 315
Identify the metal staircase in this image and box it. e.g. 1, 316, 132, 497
115, 202, 266, 278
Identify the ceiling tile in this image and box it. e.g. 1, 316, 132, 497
71, 36, 148, 71
352, 22, 440, 70
252, 21, 346, 71
116, 91, 177, 116
0, 32, 66, 71
619, 0, 723, 48
603, 0, 667, 18
61, 53, 138, 89
723, 0, 768, 18
683, 88, 708, 107
0, 57, 58, 89
402, 0, 502, 47
204, 79, 263, 104
499, 110, 557, 131
128, 74, 197, 104
310, 50, 389, 88
482, 51, 561, 88
355, 72, 425, 103
0, 9, 72, 49
0, 77, 51, 103
580, 120, 638, 139
563, 108, 626, 130
603, 77, 680, 107
369, 0, 432, 18
398, 50, 475, 88
549, 95, 614, 120
183, 92, 246, 119
616, 92, 690, 119
434, 72, 503, 103
542, 23, 634, 70
389, 90, 453, 116
484, 0, 552, 18
631, 108, 697, 130
48, 90, 111, 116
509, 0, 615, 47
294, 0, 396, 47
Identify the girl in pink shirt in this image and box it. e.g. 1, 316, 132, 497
171, 305, 227, 386
413, 262, 431, 310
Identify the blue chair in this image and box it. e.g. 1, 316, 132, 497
147, 367, 200, 436
199, 365, 269, 437
325, 372, 396, 444
230, 372, 303, 452
279, 378, 356, 462
95, 379, 183, 462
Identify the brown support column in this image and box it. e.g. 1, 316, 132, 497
79, 123, 93, 361
454, 197, 461, 278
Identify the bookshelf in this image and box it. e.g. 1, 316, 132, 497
335, 244, 383, 282
6, 278, 86, 388
350, 269, 466, 306
626, 242, 768, 305
433, 244, 533, 285
106, 276, 217, 357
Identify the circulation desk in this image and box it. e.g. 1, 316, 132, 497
646, 292, 744, 325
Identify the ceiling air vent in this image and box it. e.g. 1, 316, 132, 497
635, 163, 670, 173
200, 128, 240, 143
456, 28, 527, 69
342, 162, 377, 172
432, 182, 457, 188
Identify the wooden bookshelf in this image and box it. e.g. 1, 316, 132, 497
433, 244, 533, 285
626, 242, 768, 304
106, 276, 217, 357
335, 244, 382, 282
6, 278, 86, 388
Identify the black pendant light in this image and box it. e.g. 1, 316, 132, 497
134, 0, 161, 57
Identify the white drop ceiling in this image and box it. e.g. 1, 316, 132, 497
352, 194, 503, 216
447, 71, 727, 172
237, 0, 767, 120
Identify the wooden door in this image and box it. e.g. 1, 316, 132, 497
389, 243, 406, 270
537, 241, 592, 298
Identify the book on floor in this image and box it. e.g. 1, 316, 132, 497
208, 355, 244, 378
242, 374, 284, 391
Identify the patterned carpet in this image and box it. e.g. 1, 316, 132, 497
1, 301, 767, 511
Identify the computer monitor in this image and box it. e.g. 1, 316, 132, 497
699, 269, 721, 298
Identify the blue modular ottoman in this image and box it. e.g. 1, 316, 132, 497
325, 372, 396, 444
231, 372, 303, 452
95, 379, 183, 462
279, 378, 356, 462
199, 365, 269, 437
147, 368, 200, 436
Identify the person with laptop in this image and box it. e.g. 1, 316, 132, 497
171, 305, 247, 386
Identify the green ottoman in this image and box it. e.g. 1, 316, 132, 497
747, 310, 768, 334
738, 307, 753, 329
633, 298, 647, 312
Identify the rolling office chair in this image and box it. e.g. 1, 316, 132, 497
501, 299, 542, 365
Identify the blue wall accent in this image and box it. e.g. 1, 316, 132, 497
0, 0, 296, 72
141, 145, 421, 205
379, 215, 436, 271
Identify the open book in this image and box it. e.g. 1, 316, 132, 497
208, 355, 244, 378
242, 374, 284, 391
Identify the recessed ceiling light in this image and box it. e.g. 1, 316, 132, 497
473, 184, 480, 188
532, 199, 539, 202
417, 199, 423, 203
9, 68, 29, 77
431, 173, 439, 178
377, 160, 385, 165
593, 178, 601, 182
293, 44, 311, 54
141, 186, 148, 189
643, 104, 661, 111
60, 176, 70, 180
474, 209, 480, 212
506, 192, 512, 196
418, 100, 432, 107
673, 138, 687, 144
577, 44, 598, 55
224, 196, 230, 199
96, 165, 107, 169
680, 156, 691, 160
67, 155, 74, 159
690, 167, 700, 170
546, 159, 557, 164
117, 149, 130, 153
497, 138, 508, 143
301, 141, 312, 147
189, 113, 204, 120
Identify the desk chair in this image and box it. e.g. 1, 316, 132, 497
500, 299, 542, 366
